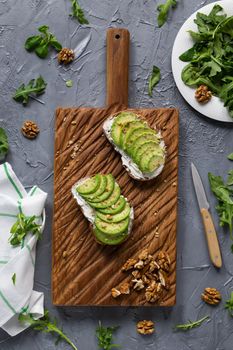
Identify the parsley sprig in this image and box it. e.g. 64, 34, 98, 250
19, 310, 78, 350
25, 25, 62, 58
157, 0, 177, 28
148, 65, 161, 97
13, 76, 47, 105
9, 213, 41, 247
70, 0, 89, 25
225, 292, 233, 316
96, 322, 120, 350
0, 127, 9, 160
208, 170, 233, 251
175, 316, 210, 331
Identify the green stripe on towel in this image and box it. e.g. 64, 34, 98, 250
3, 163, 23, 199
26, 244, 35, 266
0, 289, 17, 314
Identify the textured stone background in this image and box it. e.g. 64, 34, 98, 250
0, 0, 233, 349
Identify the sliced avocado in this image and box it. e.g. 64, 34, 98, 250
82, 175, 107, 201
126, 130, 160, 156
97, 195, 126, 214
95, 216, 129, 235
130, 134, 161, 159
119, 121, 146, 149
138, 149, 161, 172
77, 174, 101, 195
147, 154, 165, 173
89, 183, 121, 209
84, 174, 114, 203
96, 202, 130, 223
133, 141, 164, 165
94, 228, 128, 245
111, 112, 139, 146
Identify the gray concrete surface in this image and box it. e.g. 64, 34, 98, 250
0, 0, 233, 349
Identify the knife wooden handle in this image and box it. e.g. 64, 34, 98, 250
201, 208, 222, 268
106, 28, 130, 108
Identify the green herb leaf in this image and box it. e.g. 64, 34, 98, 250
148, 65, 161, 97
175, 315, 209, 331
19, 310, 78, 350
225, 292, 233, 316
12, 273, 16, 285
66, 80, 73, 88
208, 171, 233, 241
0, 128, 9, 159
13, 76, 47, 105
9, 213, 41, 247
96, 322, 119, 350
157, 0, 177, 28
25, 26, 62, 58
70, 0, 89, 25
228, 153, 233, 161
179, 5, 233, 118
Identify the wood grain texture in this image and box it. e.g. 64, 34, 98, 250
52, 105, 179, 306
201, 208, 222, 269
106, 29, 129, 107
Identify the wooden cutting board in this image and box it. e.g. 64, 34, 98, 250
52, 29, 179, 306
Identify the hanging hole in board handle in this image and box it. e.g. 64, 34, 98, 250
115, 34, 120, 39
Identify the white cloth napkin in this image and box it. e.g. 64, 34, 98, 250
0, 162, 47, 336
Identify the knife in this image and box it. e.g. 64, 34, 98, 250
191, 163, 222, 268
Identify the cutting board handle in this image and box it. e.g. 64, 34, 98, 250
106, 28, 130, 108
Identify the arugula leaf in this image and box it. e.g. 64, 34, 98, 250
208, 171, 233, 242
175, 316, 209, 331
157, 0, 177, 28
148, 66, 161, 97
225, 292, 233, 316
96, 322, 119, 350
180, 5, 233, 118
228, 153, 233, 161
19, 310, 78, 350
0, 127, 9, 159
227, 170, 233, 186
13, 76, 47, 105
70, 0, 89, 25
12, 273, 16, 285
9, 213, 41, 247
25, 25, 62, 58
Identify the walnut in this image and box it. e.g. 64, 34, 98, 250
158, 270, 170, 290
134, 260, 144, 270
21, 120, 40, 139
141, 274, 151, 286
195, 85, 212, 103
138, 249, 153, 265
157, 251, 171, 273
122, 258, 137, 271
201, 287, 221, 305
131, 270, 141, 279
149, 260, 160, 273
119, 282, 130, 295
111, 288, 121, 298
132, 279, 145, 291
58, 48, 75, 64
137, 320, 155, 335
145, 281, 163, 303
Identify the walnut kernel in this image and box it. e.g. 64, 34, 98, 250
201, 287, 221, 305
21, 120, 40, 139
137, 320, 155, 335
195, 85, 212, 103
58, 48, 75, 64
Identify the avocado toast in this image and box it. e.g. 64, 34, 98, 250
103, 111, 166, 180
71, 174, 134, 245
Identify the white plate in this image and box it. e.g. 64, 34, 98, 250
172, 0, 233, 123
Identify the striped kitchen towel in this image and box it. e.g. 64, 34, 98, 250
0, 162, 47, 336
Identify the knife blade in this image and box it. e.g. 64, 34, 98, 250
191, 162, 222, 268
